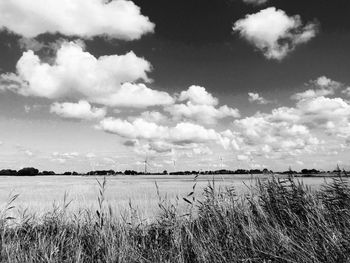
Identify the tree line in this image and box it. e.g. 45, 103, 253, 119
0, 167, 343, 176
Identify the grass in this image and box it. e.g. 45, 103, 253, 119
0, 176, 349, 262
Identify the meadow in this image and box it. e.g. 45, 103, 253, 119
0, 174, 329, 219
0, 174, 348, 262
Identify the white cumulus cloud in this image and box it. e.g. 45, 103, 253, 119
50, 100, 106, 120
178, 85, 218, 106
99, 117, 230, 148
0, 0, 154, 40
231, 81, 350, 161
292, 76, 342, 100
234, 115, 319, 159
1, 41, 174, 108
166, 102, 240, 125
233, 7, 318, 60
168, 85, 239, 124
100, 117, 168, 140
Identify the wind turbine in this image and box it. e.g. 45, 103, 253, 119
144, 157, 149, 174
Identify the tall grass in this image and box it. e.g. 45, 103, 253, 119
0, 176, 350, 262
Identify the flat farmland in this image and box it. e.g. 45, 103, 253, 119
0, 174, 332, 219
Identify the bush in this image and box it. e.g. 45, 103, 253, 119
17, 167, 39, 176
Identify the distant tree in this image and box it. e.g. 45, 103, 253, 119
124, 170, 138, 175
236, 169, 249, 174
301, 169, 320, 174
249, 169, 263, 174
0, 169, 17, 176
42, 171, 56, 175
107, 170, 115, 175
72, 171, 78, 175
163, 170, 168, 175
17, 167, 39, 176
63, 172, 72, 175
281, 168, 297, 175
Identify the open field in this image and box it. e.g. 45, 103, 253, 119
1, 174, 254, 219
0, 174, 333, 218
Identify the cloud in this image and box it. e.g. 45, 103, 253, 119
17, 37, 73, 55
18, 38, 47, 52
234, 114, 320, 159
296, 160, 304, 166
100, 117, 167, 140
292, 76, 342, 100
97, 83, 174, 108
178, 85, 218, 106
170, 122, 227, 145
148, 141, 174, 154
237, 154, 249, 161
233, 7, 318, 60
248, 92, 269, 104
50, 100, 106, 120
139, 111, 168, 124
52, 151, 80, 159
0, 73, 27, 93
127, 140, 171, 156
123, 140, 138, 147
315, 76, 340, 88
99, 117, 229, 147
49, 152, 81, 165
166, 102, 240, 125
1, 41, 174, 108
294, 96, 350, 142
0, 0, 154, 40
292, 89, 333, 101
192, 145, 213, 156
166, 85, 239, 125
342, 87, 350, 97
24, 105, 31, 113
50, 158, 66, 164
296, 96, 350, 137
231, 81, 350, 161
125, 139, 214, 159
103, 157, 117, 164
242, 0, 268, 6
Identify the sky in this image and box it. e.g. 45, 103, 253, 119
0, 0, 350, 173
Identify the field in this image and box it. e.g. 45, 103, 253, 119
0, 174, 330, 219
0, 174, 348, 262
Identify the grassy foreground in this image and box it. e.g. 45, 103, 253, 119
0, 177, 350, 262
